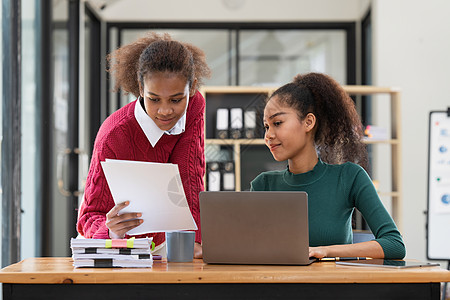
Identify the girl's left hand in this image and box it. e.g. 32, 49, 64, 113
194, 242, 202, 259
309, 246, 328, 259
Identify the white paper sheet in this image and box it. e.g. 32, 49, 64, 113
100, 159, 197, 235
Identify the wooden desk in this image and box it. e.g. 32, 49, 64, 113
0, 257, 449, 300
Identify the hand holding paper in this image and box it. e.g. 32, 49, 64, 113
101, 159, 197, 235
106, 201, 144, 239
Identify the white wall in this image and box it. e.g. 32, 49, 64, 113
372, 0, 450, 261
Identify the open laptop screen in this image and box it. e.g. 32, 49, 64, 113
200, 191, 313, 265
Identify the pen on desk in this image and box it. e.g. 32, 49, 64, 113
320, 257, 371, 261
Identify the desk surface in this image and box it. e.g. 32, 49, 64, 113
0, 257, 449, 284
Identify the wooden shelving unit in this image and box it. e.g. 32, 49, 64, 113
200, 86, 402, 230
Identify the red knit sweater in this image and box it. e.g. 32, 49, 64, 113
77, 91, 205, 245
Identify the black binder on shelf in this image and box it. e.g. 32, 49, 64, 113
207, 162, 221, 191
230, 108, 243, 139
221, 161, 235, 191
244, 108, 257, 139
216, 108, 229, 139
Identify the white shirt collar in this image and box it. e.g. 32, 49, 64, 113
134, 97, 187, 147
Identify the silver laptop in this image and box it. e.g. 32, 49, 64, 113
200, 191, 316, 265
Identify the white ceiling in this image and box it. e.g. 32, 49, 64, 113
85, 0, 371, 23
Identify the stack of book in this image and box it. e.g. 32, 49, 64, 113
70, 237, 154, 268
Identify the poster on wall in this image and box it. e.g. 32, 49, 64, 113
427, 110, 450, 260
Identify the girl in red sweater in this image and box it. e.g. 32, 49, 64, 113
77, 32, 211, 258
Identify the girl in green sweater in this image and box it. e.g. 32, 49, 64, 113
251, 73, 405, 259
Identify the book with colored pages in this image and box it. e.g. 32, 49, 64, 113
71, 247, 151, 255
71, 237, 153, 268
72, 253, 152, 260
73, 258, 153, 268
70, 237, 152, 249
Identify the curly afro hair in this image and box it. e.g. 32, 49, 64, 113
107, 32, 211, 98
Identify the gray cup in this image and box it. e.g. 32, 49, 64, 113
165, 231, 195, 262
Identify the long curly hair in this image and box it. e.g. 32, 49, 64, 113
269, 72, 368, 170
107, 32, 211, 97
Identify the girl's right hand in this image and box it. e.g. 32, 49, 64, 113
105, 201, 143, 239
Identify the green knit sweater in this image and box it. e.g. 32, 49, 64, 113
250, 159, 405, 259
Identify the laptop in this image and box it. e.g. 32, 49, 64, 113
199, 191, 316, 265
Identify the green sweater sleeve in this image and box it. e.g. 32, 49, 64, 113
348, 165, 406, 259
250, 173, 266, 191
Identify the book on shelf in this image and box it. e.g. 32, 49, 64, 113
216, 108, 229, 139
214, 107, 261, 140
206, 161, 235, 191
207, 162, 221, 191
364, 125, 388, 140
230, 107, 243, 139
221, 161, 235, 191
244, 108, 257, 139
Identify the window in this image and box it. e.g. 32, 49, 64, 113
121, 29, 232, 87
21, 0, 38, 260
0, 0, 3, 264
238, 29, 346, 86
52, 9, 70, 256
113, 29, 233, 108
106, 23, 354, 112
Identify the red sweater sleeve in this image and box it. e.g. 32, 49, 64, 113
169, 92, 205, 244
77, 142, 116, 239
77, 106, 134, 239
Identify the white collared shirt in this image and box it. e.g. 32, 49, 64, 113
134, 97, 187, 147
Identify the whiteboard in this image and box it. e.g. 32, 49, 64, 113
427, 111, 450, 260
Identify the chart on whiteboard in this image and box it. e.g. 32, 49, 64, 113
428, 113, 450, 214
